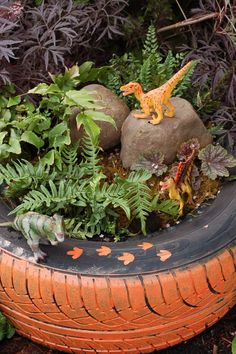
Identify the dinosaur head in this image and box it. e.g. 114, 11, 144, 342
52, 214, 65, 242
160, 177, 175, 191
120, 82, 141, 96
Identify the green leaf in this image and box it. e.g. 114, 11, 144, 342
48, 122, 68, 139
0, 132, 7, 145
84, 110, 116, 128
21, 131, 44, 149
2, 109, 11, 120
7, 95, 21, 107
40, 150, 55, 167
76, 113, 101, 144
83, 116, 100, 145
232, 337, 236, 354
48, 122, 71, 148
0, 144, 10, 158
75, 112, 85, 132
8, 129, 21, 154
6, 322, 15, 339
65, 90, 102, 109
28, 83, 49, 95
79, 61, 94, 75
44, 83, 61, 94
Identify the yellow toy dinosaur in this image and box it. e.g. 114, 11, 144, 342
160, 149, 195, 216
120, 61, 193, 125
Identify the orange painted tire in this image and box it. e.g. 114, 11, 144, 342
0, 181, 235, 353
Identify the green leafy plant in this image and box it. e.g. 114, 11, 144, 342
156, 199, 179, 217
101, 24, 197, 108
0, 63, 114, 162
232, 336, 236, 354
0, 129, 178, 238
0, 312, 15, 341
198, 144, 236, 180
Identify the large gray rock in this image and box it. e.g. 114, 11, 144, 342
120, 97, 212, 168
69, 84, 130, 150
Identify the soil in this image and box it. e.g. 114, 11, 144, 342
0, 306, 235, 354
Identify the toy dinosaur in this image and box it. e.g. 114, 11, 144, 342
160, 149, 195, 215
120, 61, 193, 125
0, 212, 65, 262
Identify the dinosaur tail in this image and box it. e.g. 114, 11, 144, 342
0, 221, 13, 227
166, 60, 194, 92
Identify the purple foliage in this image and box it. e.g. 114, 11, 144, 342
0, 0, 127, 90
179, 0, 236, 153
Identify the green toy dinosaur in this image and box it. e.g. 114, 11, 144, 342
0, 212, 65, 262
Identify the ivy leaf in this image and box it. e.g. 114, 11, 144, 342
131, 152, 167, 177
28, 83, 49, 95
198, 144, 236, 180
65, 90, 102, 109
0, 132, 7, 145
48, 122, 71, 148
8, 129, 21, 154
76, 113, 100, 145
7, 95, 21, 107
40, 150, 55, 167
84, 110, 116, 129
21, 131, 44, 149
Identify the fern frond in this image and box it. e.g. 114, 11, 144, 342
80, 134, 102, 176
61, 143, 79, 166
101, 182, 131, 219
11, 179, 85, 215
0, 159, 53, 197
64, 218, 94, 239
143, 24, 159, 58
157, 199, 179, 217
126, 170, 152, 183
124, 170, 152, 235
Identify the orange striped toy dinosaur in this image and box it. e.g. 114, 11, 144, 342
159, 149, 196, 216
120, 61, 193, 125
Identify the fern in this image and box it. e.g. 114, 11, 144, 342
11, 179, 86, 215
101, 24, 194, 108
0, 159, 54, 197
61, 143, 79, 166
142, 24, 159, 58
80, 134, 102, 176
124, 170, 153, 235
156, 199, 179, 217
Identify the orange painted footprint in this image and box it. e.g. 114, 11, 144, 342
117, 252, 135, 265
67, 247, 83, 260
96, 246, 112, 256
138, 242, 154, 250
156, 249, 172, 262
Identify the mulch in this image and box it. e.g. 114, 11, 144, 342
0, 306, 235, 354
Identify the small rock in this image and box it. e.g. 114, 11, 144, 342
69, 84, 130, 150
120, 97, 212, 168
